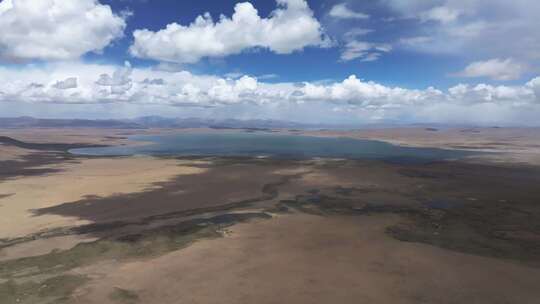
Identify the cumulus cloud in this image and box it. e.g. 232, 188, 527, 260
129, 0, 327, 64
297, 75, 444, 107
96, 61, 133, 95
53, 77, 78, 90
447, 83, 535, 106
455, 58, 526, 81
0, 62, 539, 125
329, 4, 369, 20
527, 77, 540, 98
0, 0, 126, 61
96, 62, 132, 87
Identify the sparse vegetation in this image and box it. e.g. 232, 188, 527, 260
109, 287, 139, 303
0, 213, 270, 302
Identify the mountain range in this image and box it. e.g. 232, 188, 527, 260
0, 116, 325, 130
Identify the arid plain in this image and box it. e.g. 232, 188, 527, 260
1, 127, 540, 304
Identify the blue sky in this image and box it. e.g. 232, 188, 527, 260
0, 0, 539, 125
93, 0, 530, 88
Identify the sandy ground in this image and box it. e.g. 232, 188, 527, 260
0, 235, 98, 262
1, 127, 540, 304
0, 145, 31, 161
71, 213, 540, 304
298, 127, 540, 165
0, 157, 207, 239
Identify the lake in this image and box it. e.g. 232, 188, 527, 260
69, 132, 477, 163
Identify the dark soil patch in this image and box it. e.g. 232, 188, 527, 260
0, 194, 13, 200
0, 136, 106, 152
109, 287, 139, 303
278, 161, 540, 266
31, 161, 294, 224
0, 153, 73, 182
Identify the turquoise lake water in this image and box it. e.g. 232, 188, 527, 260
69, 132, 476, 163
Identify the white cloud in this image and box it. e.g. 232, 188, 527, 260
329, 3, 369, 20
455, 58, 526, 81
399, 36, 432, 46
388, 0, 540, 63
258, 74, 279, 80
340, 41, 391, 62
0, 0, 126, 61
53, 77, 78, 90
129, 0, 327, 64
333, 9, 387, 63
142, 78, 166, 85
419, 6, 461, 23
95, 61, 133, 95
224, 72, 245, 80
0, 62, 539, 125
447, 83, 535, 105
344, 28, 374, 40
225, 72, 278, 80
297, 75, 444, 107
527, 77, 540, 99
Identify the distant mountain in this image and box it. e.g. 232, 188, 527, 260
131, 116, 315, 129
0, 116, 328, 130
0, 116, 494, 130
0, 117, 142, 129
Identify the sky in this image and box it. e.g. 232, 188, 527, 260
0, 0, 539, 125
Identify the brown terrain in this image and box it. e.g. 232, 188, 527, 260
297, 127, 540, 165
0, 127, 540, 304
